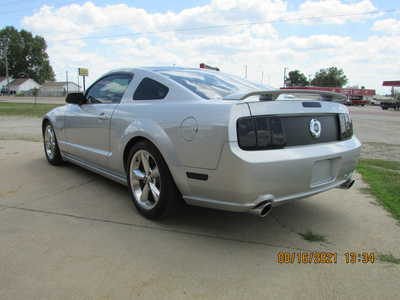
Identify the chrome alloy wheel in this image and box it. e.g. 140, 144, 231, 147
44, 125, 56, 160
129, 150, 161, 210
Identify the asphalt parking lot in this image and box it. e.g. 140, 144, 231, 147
349, 105, 400, 161
0, 105, 399, 299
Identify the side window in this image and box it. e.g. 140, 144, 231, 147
133, 77, 169, 100
86, 73, 133, 104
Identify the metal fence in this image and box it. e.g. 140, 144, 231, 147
37, 90, 67, 97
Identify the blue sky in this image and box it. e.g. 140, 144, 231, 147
1, 0, 399, 93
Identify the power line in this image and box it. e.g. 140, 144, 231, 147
51, 8, 398, 42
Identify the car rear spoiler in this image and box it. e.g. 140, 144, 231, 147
223, 89, 347, 102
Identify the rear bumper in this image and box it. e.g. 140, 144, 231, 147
183, 136, 361, 212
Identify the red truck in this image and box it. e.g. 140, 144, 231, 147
347, 95, 369, 106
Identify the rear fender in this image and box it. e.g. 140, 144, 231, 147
121, 119, 190, 195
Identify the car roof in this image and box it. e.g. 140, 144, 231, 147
106, 66, 219, 75
142, 66, 210, 72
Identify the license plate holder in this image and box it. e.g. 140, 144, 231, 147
311, 159, 335, 187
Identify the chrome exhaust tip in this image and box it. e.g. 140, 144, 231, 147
339, 179, 355, 189
250, 202, 273, 218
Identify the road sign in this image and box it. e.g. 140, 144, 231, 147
78, 68, 89, 76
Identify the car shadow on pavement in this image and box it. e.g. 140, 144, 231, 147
24, 157, 345, 249
160, 199, 340, 246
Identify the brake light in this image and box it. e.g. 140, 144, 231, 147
237, 116, 286, 150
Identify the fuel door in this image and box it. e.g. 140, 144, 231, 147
180, 116, 198, 141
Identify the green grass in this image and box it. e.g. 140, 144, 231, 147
0, 102, 62, 118
359, 159, 400, 172
378, 253, 400, 264
357, 159, 400, 221
298, 230, 327, 242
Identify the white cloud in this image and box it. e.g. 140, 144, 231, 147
20, 1, 398, 93
283, 35, 352, 50
22, 0, 287, 42
22, 0, 378, 41
373, 18, 400, 35
289, 0, 378, 24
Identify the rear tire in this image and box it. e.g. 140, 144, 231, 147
127, 141, 181, 219
43, 123, 63, 165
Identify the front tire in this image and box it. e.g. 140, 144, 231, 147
127, 141, 181, 219
43, 123, 63, 165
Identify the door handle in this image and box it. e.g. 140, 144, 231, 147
97, 112, 109, 120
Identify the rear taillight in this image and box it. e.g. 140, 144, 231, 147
338, 113, 353, 140
237, 116, 286, 150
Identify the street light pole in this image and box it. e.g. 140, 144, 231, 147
0, 38, 10, 87
283, 67, 288, 87
77, 70, 80, 92
66, 71, 69, 95
5, 45, 9, 87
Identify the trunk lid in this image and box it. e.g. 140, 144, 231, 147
230, 91, 351, 150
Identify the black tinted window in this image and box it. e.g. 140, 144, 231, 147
133, 78, 169, 100
86, 73, 133, 104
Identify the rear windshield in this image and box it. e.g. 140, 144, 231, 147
157, 69, 272, 99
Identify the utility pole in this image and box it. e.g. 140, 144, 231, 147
261, 71, 264, 83
77, 71, 80, 92
66, 71, 69, 95
244, 65, 247, 79
0, 38, 10, 88
283, 67, 288, 87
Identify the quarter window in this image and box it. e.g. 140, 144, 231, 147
133, 78, 169, 100
86, 73, 133, 104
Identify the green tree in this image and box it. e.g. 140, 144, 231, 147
0, 26, 55, 84
287, 70, 309, 87
310, 67, 348, 87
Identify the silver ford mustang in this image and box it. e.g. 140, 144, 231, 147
42, 67, 361, 219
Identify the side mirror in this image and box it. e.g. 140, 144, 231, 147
66, 92, 86, 105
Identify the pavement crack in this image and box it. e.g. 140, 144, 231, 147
270, 214, 298, 236
62, 178, 98, 192
4, 179, 97, 210
270, 213, 334, 250
0, 204, 329, 253
40, 179, 96, 200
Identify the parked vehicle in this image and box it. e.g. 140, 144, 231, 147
381, 99, 400, 110
346, 95, 368, 106
370, 99, 381, 106
1, 87, 11, 95
42, 67, 361, 219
